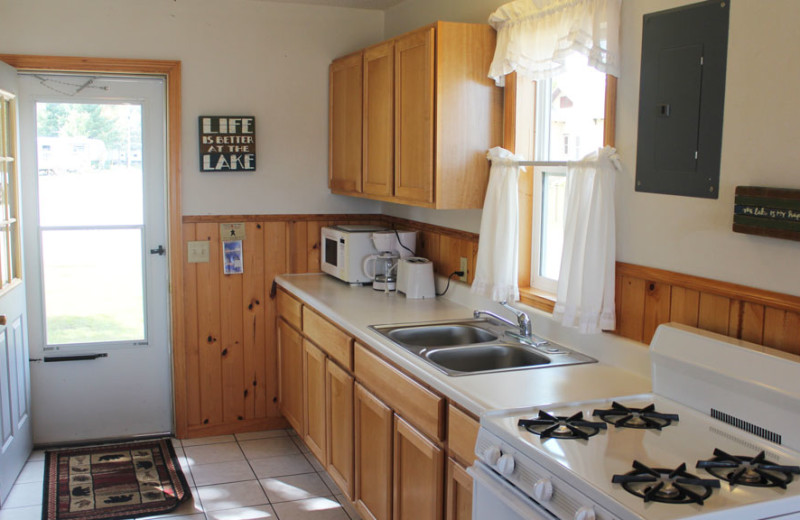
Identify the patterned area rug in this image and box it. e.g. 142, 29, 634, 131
43, 437, 191, 520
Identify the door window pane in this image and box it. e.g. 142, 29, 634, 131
41, 228, 145, 345
36, 103, 143, 227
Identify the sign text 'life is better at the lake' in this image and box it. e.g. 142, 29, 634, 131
199, 116, 256, 172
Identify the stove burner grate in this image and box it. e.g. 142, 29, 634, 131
696, 448, 800, 488
612, 461, 720, 505
518, 411, 607, 440
592, 401, 679, 429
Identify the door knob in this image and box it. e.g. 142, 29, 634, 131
150, 245, 166, 255
0, 314, 6, 326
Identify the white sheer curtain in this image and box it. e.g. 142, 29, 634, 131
471, 147, 522, 302
488, 0, 621, 86
553, 146, 619, 334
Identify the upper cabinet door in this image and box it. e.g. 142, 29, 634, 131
394, 27, 435, 206
329, 52, 363, 194
363, 41, 394, 198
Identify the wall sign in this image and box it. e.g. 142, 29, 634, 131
199, 116, 256, 172
733, 186, 800, 242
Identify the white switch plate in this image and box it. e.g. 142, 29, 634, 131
459, 257, 468, 282
188, 241, 210, 263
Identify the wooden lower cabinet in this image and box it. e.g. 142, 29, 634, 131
355, 383, 393, 520
393, 415, 445, 520
277, 319, 304, 434
326, 359, 354, 499
303, 340, 327, 462
446, 458, 472, 520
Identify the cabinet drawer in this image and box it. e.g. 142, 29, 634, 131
447, 405, 479, 465
303, 307, 354, 371
277, 289, 302, 330
354, 343, 444, 441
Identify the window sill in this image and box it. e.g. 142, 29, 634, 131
519, 286, 555, 314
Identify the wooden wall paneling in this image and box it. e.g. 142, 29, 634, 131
728, 300, 743, 340
740, 302, 765, 345
183, 223, 202, 428
642, 282, 671, 345
243, 222, 266, 420
697, 293, 731, 336
415, 231, 440, 265
617, 276, 646, 342
195, 223, 224, 426
763, 308, 800, 355
669, 287, 700, 327
288, 220, 309, 273
306, 220, 326, 273
221, 234, 245, 423
264, 221, 289, 419
437, 235, 474, 283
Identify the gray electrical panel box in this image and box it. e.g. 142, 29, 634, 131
635, 0, 729, 199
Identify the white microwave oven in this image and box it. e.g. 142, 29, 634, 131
320, 225, 386, 284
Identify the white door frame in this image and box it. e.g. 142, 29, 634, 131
0, 55, 187, 436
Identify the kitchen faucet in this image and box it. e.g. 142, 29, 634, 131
473, 300, 532, 338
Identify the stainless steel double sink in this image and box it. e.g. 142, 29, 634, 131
369, 318, 596, 376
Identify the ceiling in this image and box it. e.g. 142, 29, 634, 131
261, 0, 407, 9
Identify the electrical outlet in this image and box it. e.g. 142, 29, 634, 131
459, 257, 468, 282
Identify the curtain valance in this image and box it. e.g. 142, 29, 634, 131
488, 0, 621, 86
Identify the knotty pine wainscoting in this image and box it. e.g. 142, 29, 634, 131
176, 214, 479, 438
176, 214, 800, 438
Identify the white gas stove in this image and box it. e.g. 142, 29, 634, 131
472, 323, 800, 520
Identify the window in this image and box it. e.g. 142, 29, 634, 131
509, 65, 615, 309
0, 89, 21, 290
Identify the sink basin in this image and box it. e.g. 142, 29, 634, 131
385, 324, 497, 347
369, 318, 596, 376
425, 344, 550, 375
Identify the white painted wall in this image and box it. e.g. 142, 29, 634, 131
384, 0, 800, 296
0, 0, 384, 216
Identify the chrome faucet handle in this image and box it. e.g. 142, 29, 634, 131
498, 300, 531, 337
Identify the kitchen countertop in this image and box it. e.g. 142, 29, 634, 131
275, 273, 651, 417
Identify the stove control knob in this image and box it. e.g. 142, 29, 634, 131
574, 506, 596, 520
532, 478, 553, 502
481, 445, 502, 466
497, 453, 516, 476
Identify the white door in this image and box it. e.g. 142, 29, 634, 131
0, 61, 32, 506
18, 74, 172, 444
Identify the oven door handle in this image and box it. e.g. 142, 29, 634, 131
468, 462, 555, 519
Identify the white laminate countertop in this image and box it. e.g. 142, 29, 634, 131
275, 273, 651, 417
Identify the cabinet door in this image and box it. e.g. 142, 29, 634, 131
354, 383, 393, 520
445, 458, 472, 520
326, 359, 354, 499
363, 41, 394, 197
277, 319, 304, 434
393, 415, 444, 520
394, 27, 435, 205
329, 52, 363, 194
303, 340, 327, 463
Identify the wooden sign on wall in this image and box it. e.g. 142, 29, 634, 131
733, 186, 800, 241
199, 116, 256, 172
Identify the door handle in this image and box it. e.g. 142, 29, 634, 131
0, 314, 6, 326
150, 245, 166, 255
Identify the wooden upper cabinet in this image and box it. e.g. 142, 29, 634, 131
363, 41, 395, 197
394, 26, 435, 205
329, 51, 363, 194
329, 21, 502, 209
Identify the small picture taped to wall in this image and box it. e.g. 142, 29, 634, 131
199, 116, 256, 172
223, 240, 244, 275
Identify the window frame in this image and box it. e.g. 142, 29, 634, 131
0, 88, 22, 295
503, 72, 617, 313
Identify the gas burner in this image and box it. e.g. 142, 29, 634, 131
592, 401, 679, 429
518, 411, 607, 440
612, 461, 720, 505
696, 449, 800, 488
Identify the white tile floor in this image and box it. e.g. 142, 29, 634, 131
0, 429, 362, 520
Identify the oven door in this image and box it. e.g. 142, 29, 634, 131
469, 461, 557, 520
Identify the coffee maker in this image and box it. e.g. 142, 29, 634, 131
362, 230, 417, 291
